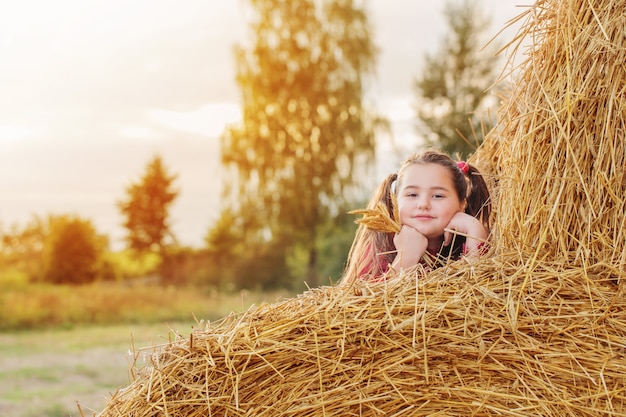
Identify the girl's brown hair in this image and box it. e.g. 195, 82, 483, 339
342, 149, 491, 283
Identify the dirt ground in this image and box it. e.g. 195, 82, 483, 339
0, 323, 190, 417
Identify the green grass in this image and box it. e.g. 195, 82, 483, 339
0, 322, 188, 417
0, 283, 293, 416
0, 278, 293, 416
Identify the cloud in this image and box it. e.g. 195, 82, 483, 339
148, 103, 241, 138
118, 126, 163, 141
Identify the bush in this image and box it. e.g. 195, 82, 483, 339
0, 283, 294, 331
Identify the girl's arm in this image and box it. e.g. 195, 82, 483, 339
391, 225, 428, 270
443, 212, 488, 256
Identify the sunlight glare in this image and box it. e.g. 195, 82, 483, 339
148, 103, 241, 138
0, 125, 41, 143
118, 126, 162, 141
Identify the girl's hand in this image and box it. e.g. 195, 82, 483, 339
443, 212, 488, 255
392, 225, 428, 270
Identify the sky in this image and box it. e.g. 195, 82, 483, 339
0, 0, 527, 250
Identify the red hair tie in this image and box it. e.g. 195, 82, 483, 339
457, 161, 469, 174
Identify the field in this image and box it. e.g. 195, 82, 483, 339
0, 322, 192, 417
0, 284, 293, 417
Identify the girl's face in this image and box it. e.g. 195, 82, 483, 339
396, 163, 465, 248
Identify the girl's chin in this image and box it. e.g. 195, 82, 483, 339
421, 232, 445, 246
412, 227, 442, 239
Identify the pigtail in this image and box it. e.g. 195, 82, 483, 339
341, 173, 398, 284
445, 158, 491, 262
464, 164, 491, 232
373, 173, 398, 217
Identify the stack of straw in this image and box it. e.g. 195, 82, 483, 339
95, 0, 626, 415
97, 263, 626, 416
484, 0, 626, 276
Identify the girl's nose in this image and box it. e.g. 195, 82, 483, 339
417, 196, 430, 209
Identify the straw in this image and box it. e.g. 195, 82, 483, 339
96, 260, 626, 416
349, 193, 402, 234
94, 0, 626, 415
483, 0, 626, 278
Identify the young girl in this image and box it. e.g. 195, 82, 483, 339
342, 149, 491, 283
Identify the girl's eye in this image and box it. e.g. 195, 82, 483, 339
407, 193, 418, 198
433, 194, 444, 199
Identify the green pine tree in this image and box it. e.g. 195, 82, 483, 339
414, 0, 502, 158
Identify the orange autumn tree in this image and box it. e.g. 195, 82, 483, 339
118, 154, 179, 259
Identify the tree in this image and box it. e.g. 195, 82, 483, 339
118, 154, 179, 256
0, 217, 47, 281
217, 0, 380, 287
204, 204, 293, 290
42, 215, 108, 284
414, 0, 501, 158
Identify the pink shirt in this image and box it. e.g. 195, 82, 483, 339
358, 242, 488, 281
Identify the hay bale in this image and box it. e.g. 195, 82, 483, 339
484, 0, 626, 274
96, 0, 626, 415
98, 261, 626, 416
